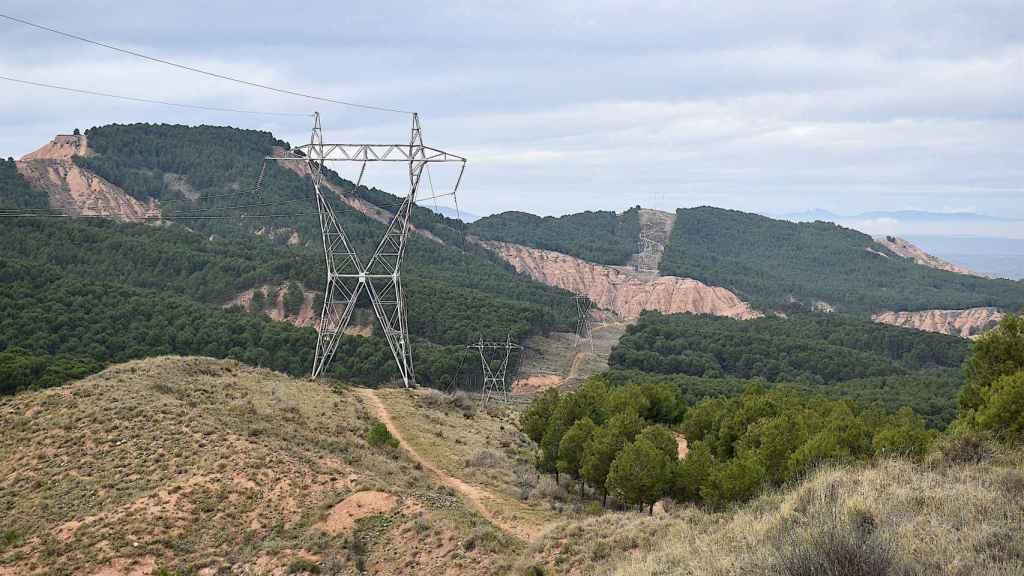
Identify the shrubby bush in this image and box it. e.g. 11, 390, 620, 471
366, 420, 399, 450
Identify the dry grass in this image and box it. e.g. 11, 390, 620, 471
5, 356, 1021, 575
0, 356, 518, 576
525, 455, 1024, 576
518, 323, 628, 392
373, 388, 561, 534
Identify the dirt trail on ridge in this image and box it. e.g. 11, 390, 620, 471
355, 388, 533, 541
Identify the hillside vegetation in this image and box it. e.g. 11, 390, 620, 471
0, 357, 520, 575
603, 311, 970, 428
515, 312, 1024, 575
533, 454, 1024, 576
660, 206, 1024, 313
521, 377, 933, 513
610, 312, 968, 381
0, 158, 48, 210
469, 208, 641, 266
0, 124, 582, 390
68, 124, 576, 334
2, 338, 1023, 575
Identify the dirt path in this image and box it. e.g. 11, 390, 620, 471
355, 388, 532, 541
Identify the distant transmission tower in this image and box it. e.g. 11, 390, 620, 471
468, 335, 523, 405
269, 112, 466, 386
573, 295, 595, 353
633, 232, 661, 273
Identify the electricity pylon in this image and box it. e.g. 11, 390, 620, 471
269, 112, 466, 386
468, 335, 523, 405
633, 232, 661, 273
573, 295, 595, 353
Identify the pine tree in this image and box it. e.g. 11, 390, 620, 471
558, 417, 597, 497
606, 438, 671, 514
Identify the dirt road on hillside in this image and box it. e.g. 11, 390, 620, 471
355, 388, 532, 540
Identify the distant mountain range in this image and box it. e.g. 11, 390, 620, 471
427, 205, 480, 222
780, 209, 1019, 224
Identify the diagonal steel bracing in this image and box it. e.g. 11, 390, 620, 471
573, 295, 595, 354
633, 232, 661, 274
468, 336, 523, 405
269, 112, 466, 386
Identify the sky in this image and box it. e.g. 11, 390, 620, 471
1, 1, 1022, 223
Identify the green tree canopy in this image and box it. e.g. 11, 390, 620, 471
606, 438, 672, 513
558, 417, 597, 496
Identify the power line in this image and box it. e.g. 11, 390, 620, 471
0, 211, 319, 221
0, 75, 309, 117
0, 13, 413, 115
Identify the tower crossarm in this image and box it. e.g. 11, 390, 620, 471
269, 144, 466, 164
467, 342, 524, 350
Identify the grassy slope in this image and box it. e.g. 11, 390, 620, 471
0, 357, 518, 576
374, 388, 561, 532
531, 455, 1024, 576
2, 356, 1022, 575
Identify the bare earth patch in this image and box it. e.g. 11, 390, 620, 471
317, 491, 399, 535
514, 374, 564, 394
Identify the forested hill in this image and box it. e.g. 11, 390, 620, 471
0, 123, 578, 391
611, 311, 969, 382
660, 206, 1024, 314
468, 208, 641, 265
607, 311, 972, 427
0, 158, 49, 209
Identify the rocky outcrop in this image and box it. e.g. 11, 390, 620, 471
228, 283, 374, 335
872, 307, 1004, 339
484, 241, 761, 320
228, 283, 319, 328
16, 134, 160, 222
255, 226, 302, 246
875, 236, 981, 276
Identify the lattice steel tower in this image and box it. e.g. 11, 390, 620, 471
573, 295, 595, 353
633, 232, 661, 274
468, 336, 523, 405
270, 113, 466, 386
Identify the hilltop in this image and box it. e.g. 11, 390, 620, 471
0, 357, 522, 575
2, 356, 1022, 575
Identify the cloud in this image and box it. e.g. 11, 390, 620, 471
1, 0, 1022, 221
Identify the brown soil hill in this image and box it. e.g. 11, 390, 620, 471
875, 236, 981, 276
873, 307, 1004, 339
0, 357, 518, 576
16, 134, 159, 222
482, 241, 760, 321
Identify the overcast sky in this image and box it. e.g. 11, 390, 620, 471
1, 1, 1021, 221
